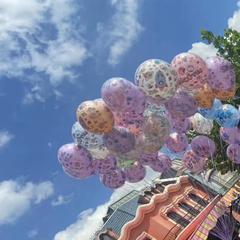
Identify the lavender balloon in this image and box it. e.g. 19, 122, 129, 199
63, 165, 94, 179
191, 136, 216, 158
220, 127, 240, 145
93, 155, 117, 174
124, 163, 146, 183
165, 132, 188, 153
169, 116, 190, 133
150, 152, 172, 173
183, 150, 206, 173
139, 152, 158, 166
227, 144, 240, 164
104, 127, 135, 154
100, 170, 126, 189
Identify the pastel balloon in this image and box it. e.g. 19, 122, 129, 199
150, 152, 172, 173
165, 132, 188, 153
227, 144, 240, 164
103, 127, 135, 154
100, 170, 126, 189
191, 136, 216, 158
124, 163, 146, 183
139, 152, 158, 166
135, 59, 178, 102
169, 116, 190, 133
183, 150, 206, 173
198, 99, 222, 119
165, 91, 198, 119
206, 56, 236, 96
190, 113, 213, 134
214, 88, 236, 101
101, 78, 146, 113
93, 155, 117, 174
63, 165, 95, 179
193, 84, 215, 108
215, 104, 240, 128
76, 99, 114, 134
171, 52, 208, 91
72, 122, 109, 159
220, 127, 240, 145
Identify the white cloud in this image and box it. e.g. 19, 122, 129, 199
228, 3, 240, 32
27, 229, 38, 239
51, 194, 72, 207
98, 0, 144, 66
188, 42, 217, 60
0, 180, 54, 225
54, 167, 159, 240
0, 131, 14, 149
0, 0, 88, 102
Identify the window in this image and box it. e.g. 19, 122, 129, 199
178, 202, 200, 216
188, 193, 208, 207
167, 211, 190, 227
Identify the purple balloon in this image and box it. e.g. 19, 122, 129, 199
100, 170, 126, 189
150, 152, 172, 173
191, 136, 216, 158
93, 155, 117, 174
220, 127, 240, 145
139, 152, 158, 166
103, 127, 135, 154
169, 116, 190, 133
227, 144, 240, 164
63, 165, 95, 179
124, 163, 146, 183
165, 132, 188, 153
165, 91, 198, 119
101, 78, 146, 114
183, 150, 206, 173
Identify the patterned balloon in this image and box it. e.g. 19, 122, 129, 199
214, 88, 235, 101
165, 91, 198, 119
139, 152, 158, 166
169, 116, 190, 133
58, 143, 93, 179
72, 122, 109, 159
220, 127, 240, 145
206, 56, 236, 100
190, 113, 213, 134
215, 104, 240, 128
171, 52, 208, 91
165, 132, 188, 153
135, 59, 178, 102
191, 136, 216, 158
103, 127, 135, 154
101, 78, 146, 114
93, 155, 117, 174
183, 150, 206, 173
76, 99, 114, 134
100, 170, 126, 189
227, 144, 240, 164
198, 99, 222, 119
124, 163, 146, 183
150, 152, 172, 173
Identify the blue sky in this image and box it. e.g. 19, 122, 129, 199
0, 0, 239, 239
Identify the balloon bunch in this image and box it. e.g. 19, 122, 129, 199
58, 54, 240, 189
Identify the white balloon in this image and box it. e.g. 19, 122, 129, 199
190, 113, 213, 134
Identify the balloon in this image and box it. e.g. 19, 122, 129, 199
150, 152, 172, 173
227, 144, 240, 164
169, 116, 190, 133
215, 104, 240, 128
190, 113, 213, 134
58, 143, 93, 179
171, 52, 208, 91
214, 88, 235, 101
103, 127, 135, 154
101, 78, 146, 114
139, 152, 158, 166
198, 99, 222, 119
220, 127, 240, 145
124, 163, 146, 183
165, 132, 188, 153
100, 170, 126, 189
191, 136, 216, 158
192, 84, 215, 108
135, 59, 178, 102
183, 150, 206, 173
206, 56, 236, 100
165, 91, 198, 119
72, 122, 109, 159
93, 155, 117, 174
76, 99, 114, 134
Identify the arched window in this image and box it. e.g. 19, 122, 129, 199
188, 193, 208, 207
167, 211, 190, 227
178, 202, 200, 216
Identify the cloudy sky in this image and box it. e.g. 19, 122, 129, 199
0, 0, 239, 239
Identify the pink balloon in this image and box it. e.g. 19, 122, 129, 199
124, 163, 146, 183
63, 165, 94, 179
165, 91, 198, 119
227, 144, 240, 164
93, 155, 117, 174
165, 132, 188, 153
171, 53, 208, 91
191, 136, 216, 158
100, 170, 126, 189
150, 152, 172, 173
183, 150, 206, 173
220, 127, 240, 145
